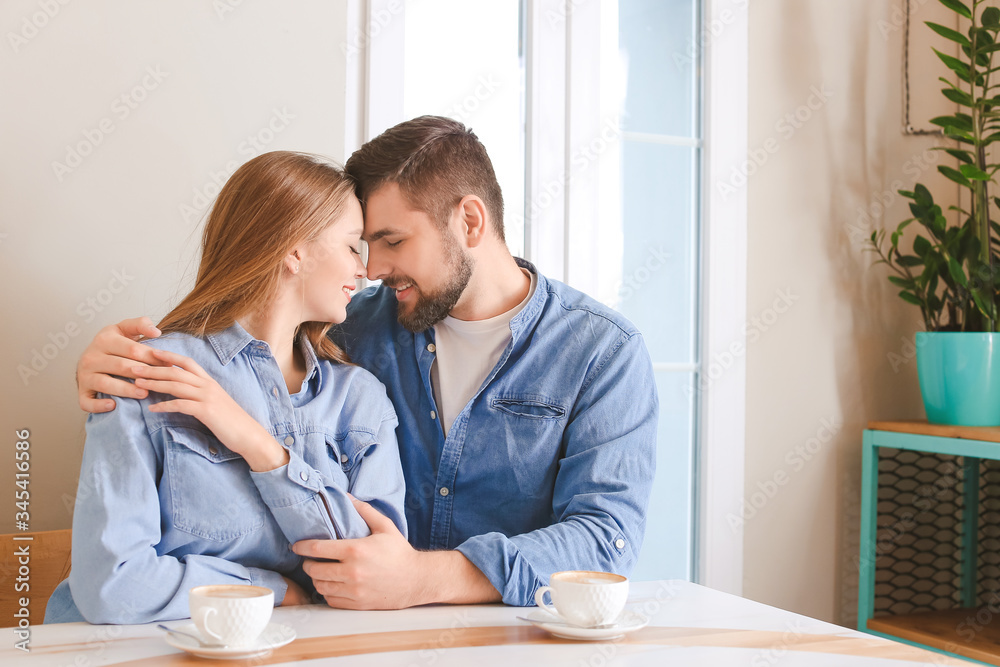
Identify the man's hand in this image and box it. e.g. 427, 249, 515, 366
137, 348, 289, 472
77, 317, 163, 413
292, 499, 501, 610
292, 498, 424, 610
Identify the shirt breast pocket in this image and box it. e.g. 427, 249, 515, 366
164, 426, 267, 541
486, 395, 568, 498
327, 430, 377, 486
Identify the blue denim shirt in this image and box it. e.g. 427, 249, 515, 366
333, 259, 657, 606
45, 323, 406, 624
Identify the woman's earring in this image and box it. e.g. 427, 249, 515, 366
294, 263, 300, 274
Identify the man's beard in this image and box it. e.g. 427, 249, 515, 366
394, 239, 474, 332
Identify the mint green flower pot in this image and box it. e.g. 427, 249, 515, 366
916, 332, 1000, 427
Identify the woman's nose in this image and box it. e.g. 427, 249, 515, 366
354, 252, 367, 279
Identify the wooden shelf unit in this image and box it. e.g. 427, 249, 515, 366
859, 421, 1000, 666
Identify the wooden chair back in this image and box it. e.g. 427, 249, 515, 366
0, 529, 72, 627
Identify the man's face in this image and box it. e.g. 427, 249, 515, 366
362, 183, 473, 332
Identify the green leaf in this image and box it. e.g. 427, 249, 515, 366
943, 147, 975, 163
959, 163, 991, 180
914, 235, 933, 257
943, 87, 974, 106
948, 257, 969, 286
898, 255, 926, 267
899, 290, 925, 306
984, 6, 1000, 27
934, 48, 971, 79
939, 164, 973, 187
888, 275, 913, 288
930, 113, 973, 131
927, 21, 971, 45
938, 0, 972, 19
913, 183, 934, 207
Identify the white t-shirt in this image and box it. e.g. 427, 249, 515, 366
431, 270, 537, 437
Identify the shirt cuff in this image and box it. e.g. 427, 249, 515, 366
247, 567, 287, 606
456, 532, 539, 607
250, 447, 323, 507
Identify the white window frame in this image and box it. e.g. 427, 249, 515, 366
345, 0, 748, 594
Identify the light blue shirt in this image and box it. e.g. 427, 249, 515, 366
333, 259, 658, 606
45, 323, 406, 624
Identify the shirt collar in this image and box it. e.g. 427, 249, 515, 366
509, 257, 546, 337
207, 322, 255, 365
206, 322, 321, 391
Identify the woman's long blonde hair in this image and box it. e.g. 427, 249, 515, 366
158, 151, 356, 363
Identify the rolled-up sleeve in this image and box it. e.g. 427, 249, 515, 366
251, 406, 407, 542
456, 334, 658, 606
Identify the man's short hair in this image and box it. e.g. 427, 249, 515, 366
345, 116, 505, 240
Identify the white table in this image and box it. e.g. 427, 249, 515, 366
5, 581, 965, 666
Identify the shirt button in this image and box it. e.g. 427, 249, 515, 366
284, 436, 294, 446
272, 387, 279, 398
430, 411, 437, 420
340, 453, 349, 464
439, 487, 449, 497
300, 471, 309, 482
615, 538, 626, 549
208, 446, 218, 456
427, 343, 436, 353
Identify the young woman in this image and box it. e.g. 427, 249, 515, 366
45, 151, 406, 624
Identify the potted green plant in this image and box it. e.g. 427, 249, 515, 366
869, 0, 1000, 426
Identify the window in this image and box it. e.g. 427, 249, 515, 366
357, 0, 746, 586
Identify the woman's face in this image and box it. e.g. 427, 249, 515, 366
299, 195, 366, 324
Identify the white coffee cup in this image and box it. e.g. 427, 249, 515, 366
534, 570, 629, 627
188, 584, 274, 647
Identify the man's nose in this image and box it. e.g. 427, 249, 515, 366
353, 252, 367, 280
365, 245, 388, 281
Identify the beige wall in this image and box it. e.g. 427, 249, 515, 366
0, 1, 350, 534
744, 0, 960, 625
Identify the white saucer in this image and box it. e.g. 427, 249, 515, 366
163, 622, 296, 659
521, 610, 649, 640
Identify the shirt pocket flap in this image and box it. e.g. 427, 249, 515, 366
166, 426, 242, 463
490, 396, 567, 420
329, 430, 378, 471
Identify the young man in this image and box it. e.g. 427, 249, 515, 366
76, 116, 658, 609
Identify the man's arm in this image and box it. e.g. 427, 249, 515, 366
77, 317, 163, 412
295, 333, 657, 609
293, 499, 501, 609
455, 333, 658, 605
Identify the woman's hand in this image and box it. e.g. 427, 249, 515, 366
135, 348, 289, 472
279, 577, 312, 606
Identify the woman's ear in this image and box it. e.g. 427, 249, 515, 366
284, 249, 302, 276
